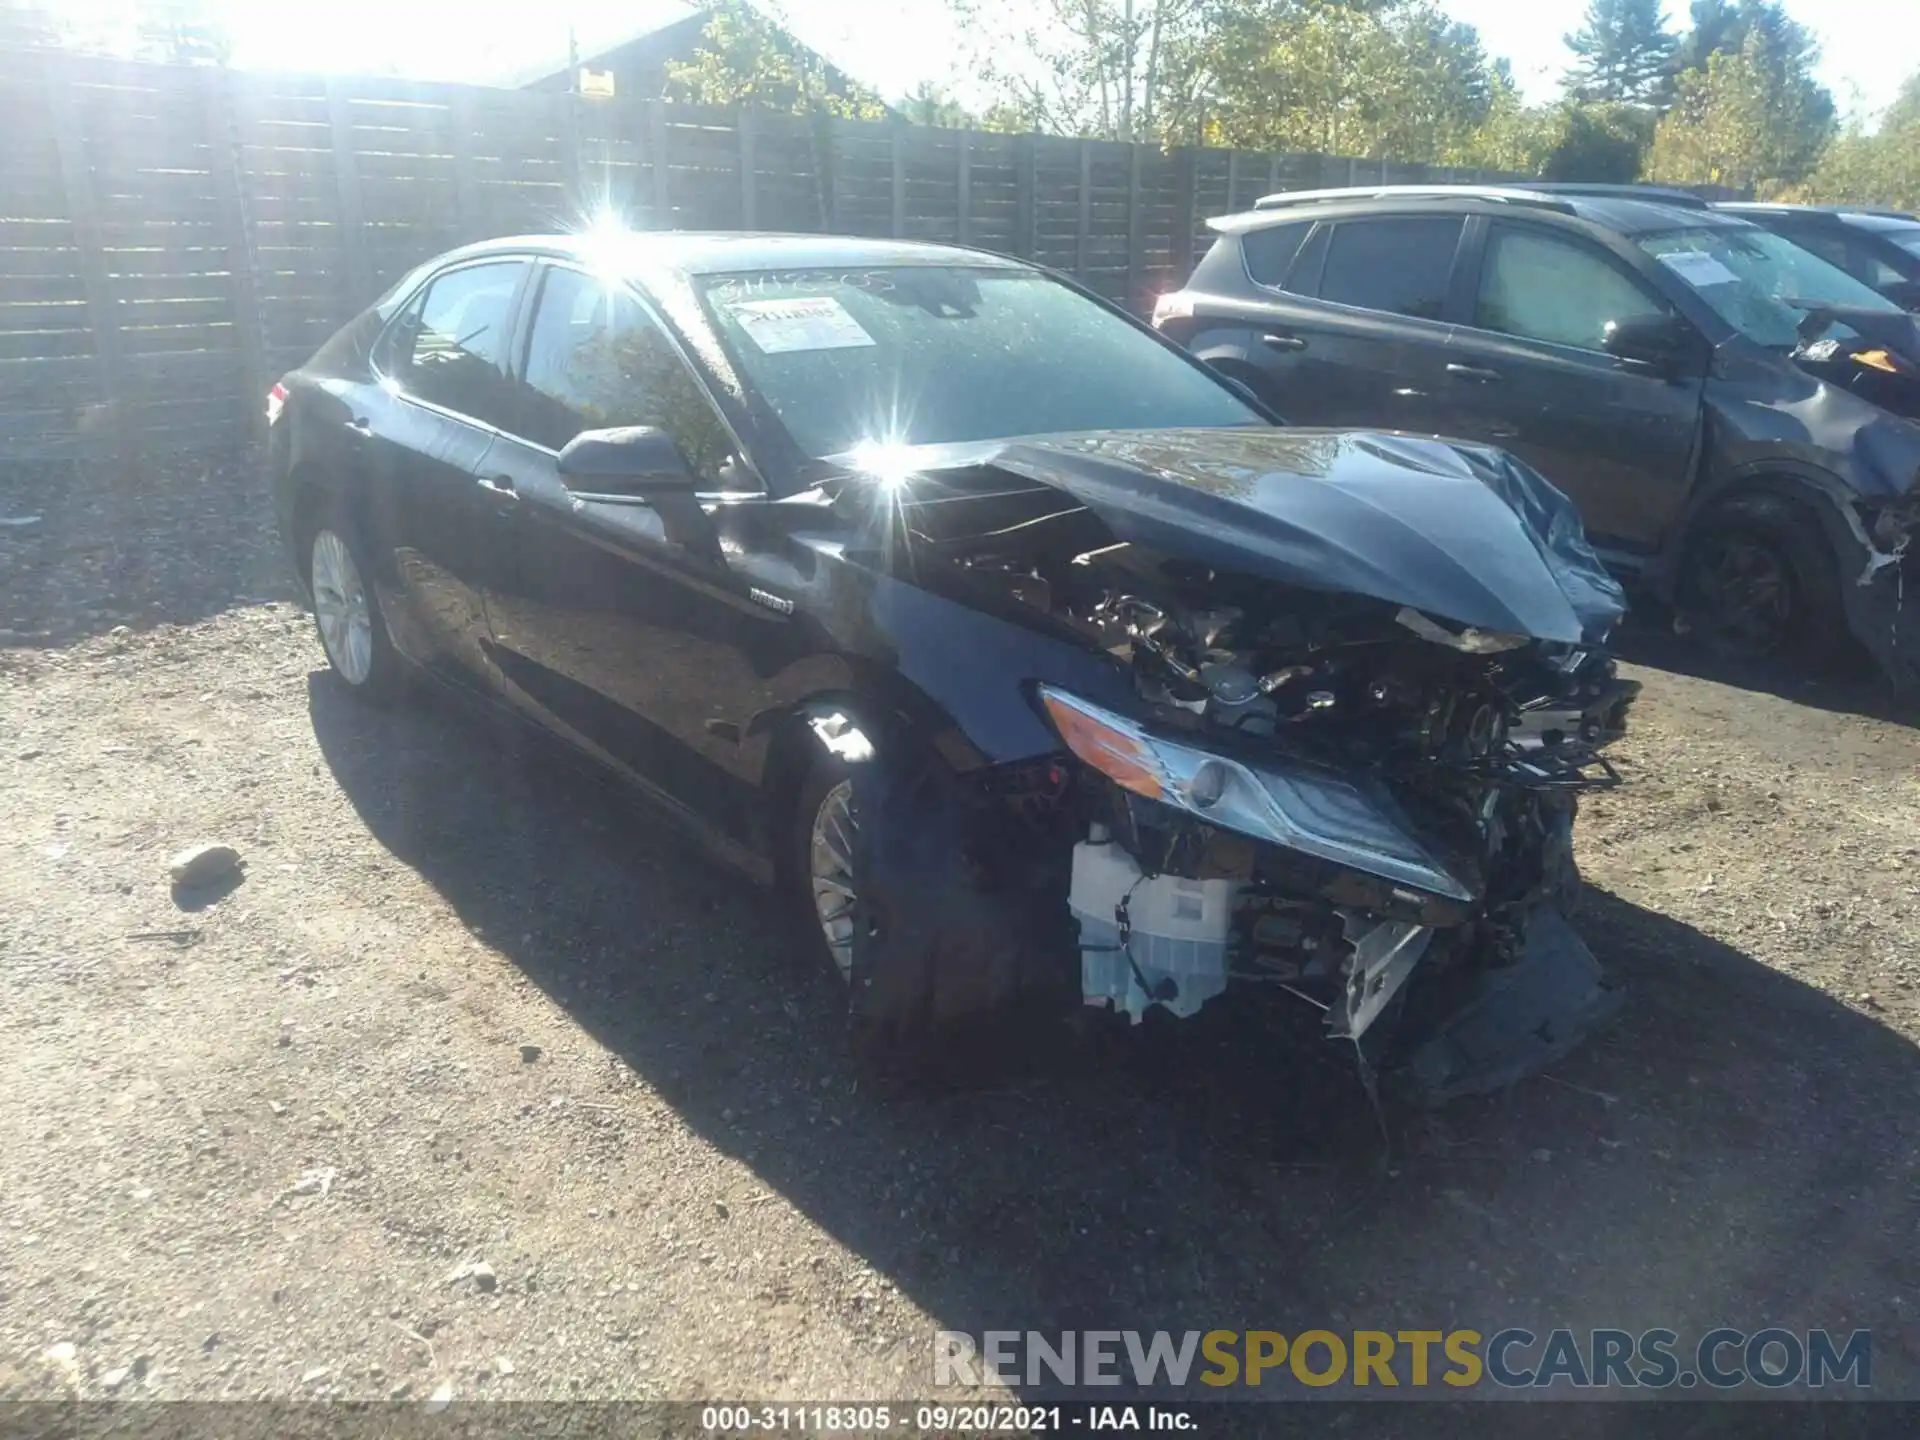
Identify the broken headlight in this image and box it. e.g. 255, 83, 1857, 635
1036, 685, 1470, 900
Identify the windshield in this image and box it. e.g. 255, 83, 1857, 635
1893, 231, 1920, 261
1639, 226, 1902, 348
694, 266, 1261, 459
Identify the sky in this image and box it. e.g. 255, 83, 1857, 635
42, 0, 1920, 122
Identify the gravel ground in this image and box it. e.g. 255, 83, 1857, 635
3, 454, 1919, 1415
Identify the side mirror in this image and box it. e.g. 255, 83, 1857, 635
1603, 313, 1708, 376
556, 426, 697, 497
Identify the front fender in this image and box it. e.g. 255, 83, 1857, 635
748, 570, 1134, 779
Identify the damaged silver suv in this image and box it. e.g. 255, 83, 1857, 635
270, 232, 1638, 1105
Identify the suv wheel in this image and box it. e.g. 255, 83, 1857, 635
1678, 496, 1846, 664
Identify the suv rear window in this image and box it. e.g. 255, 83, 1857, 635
1240, 222, 1309, 288
1318, 217, 1462, 321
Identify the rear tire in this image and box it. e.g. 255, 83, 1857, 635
1676, 496, 1848, 667
306, 503, 401, 702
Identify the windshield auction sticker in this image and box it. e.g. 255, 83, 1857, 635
1657, 251, 1740, 288
724, 296, 876, 353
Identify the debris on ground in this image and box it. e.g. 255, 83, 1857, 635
168, 842, 242, 890
446, 1260, 498, 1292
288, 1167, 337, 1200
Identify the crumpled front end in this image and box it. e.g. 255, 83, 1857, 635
829, 429, 1638, 1103
1031, 628, 1634, 1105
1840, 505, 1920, 692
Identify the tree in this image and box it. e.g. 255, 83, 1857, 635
1645, 35, 1828, 193
1194, 0, 1497, 161
947, 0, 1208, 142
1545, 101, 1654, 180
665, 1, 886, 120
1653, 2, 1833, 188
1670, 0, 1739, 77
1669, 0, 1832, 131
1463, 73, 1564, 175
1793, 69, 1920, 211
1883, 72, 1920, 133
900, 82, 973, 128
1461, 90, 1653, 182
1562, 0, 1674, 104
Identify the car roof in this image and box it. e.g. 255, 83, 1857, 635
1717, 202, 1920, 228
1844, 213, 1920, 234
1212, 184, 1738, 238
421, 231, 1031, 276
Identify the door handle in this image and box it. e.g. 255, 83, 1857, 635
1261, 332, 1308, 352
477, 473, 519, 506
345, 416, 372, 436
1445, 363, 1502, 383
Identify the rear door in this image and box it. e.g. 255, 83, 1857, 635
360, 257, 531, 682
1437, 219, 1704, 552
1270, 214, 1466, 434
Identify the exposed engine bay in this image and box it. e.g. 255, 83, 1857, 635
844, 430, 1641, 1104
1792, 325, 1920, 422
977, 530, 1632, 1097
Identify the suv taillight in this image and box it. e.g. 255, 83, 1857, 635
1151, 291, 1194, 329
266, 382, 288, 426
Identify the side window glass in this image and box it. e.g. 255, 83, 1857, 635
1855, 245, 1907, 290
1241, 222, 1308, 289
1786, 231, 1855, 274
380, 261, 525, 427
517, 266, 735, 484
1318, 217, 1462, 320
1475, 226, 1669, 352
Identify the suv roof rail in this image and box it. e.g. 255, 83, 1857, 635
1517, 182, 1712, 208
1249, 184, 1577, 214
1716, 201, 1919, 221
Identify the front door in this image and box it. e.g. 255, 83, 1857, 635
477, 262, 778, 840
1437, 220, 1705, 553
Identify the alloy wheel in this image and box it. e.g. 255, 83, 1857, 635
1692, 530, 1795, 656
311, 528, 374, 685
809, 779, 857, 986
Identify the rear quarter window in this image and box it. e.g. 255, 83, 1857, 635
1239, 222, 1309, 289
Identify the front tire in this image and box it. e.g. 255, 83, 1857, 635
1676, 496, 1847, 666
307, 508, 401, 701
791, 757, 859, 990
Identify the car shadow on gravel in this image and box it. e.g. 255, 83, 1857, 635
1612, 621, 1920, 728
308, 672, 1920, 1412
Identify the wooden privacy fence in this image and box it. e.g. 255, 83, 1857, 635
0, 45, 1518, 464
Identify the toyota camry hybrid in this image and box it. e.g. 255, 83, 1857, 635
268, 232, 1638, 1105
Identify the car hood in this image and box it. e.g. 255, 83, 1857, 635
1785, 323, 1920, 431
847, 428, 1625, 645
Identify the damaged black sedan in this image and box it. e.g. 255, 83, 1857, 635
269, 233, 1636, 1105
